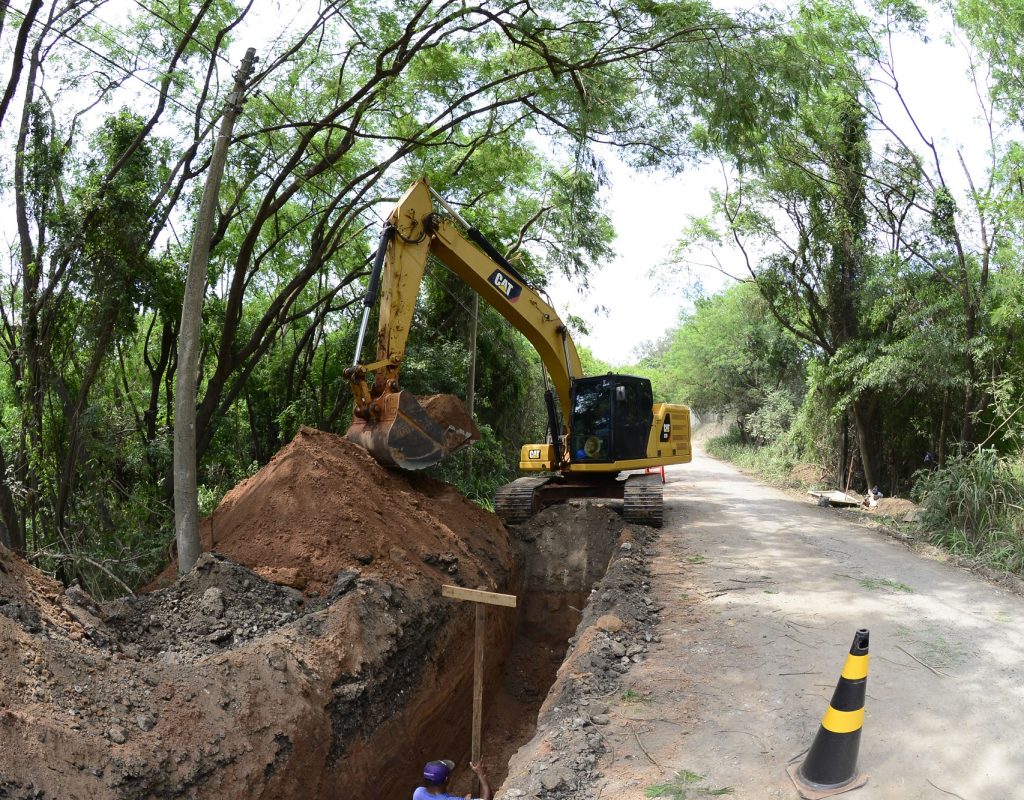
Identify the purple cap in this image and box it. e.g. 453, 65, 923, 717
423, 759, 455, 783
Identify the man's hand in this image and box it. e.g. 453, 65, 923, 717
469, 760, 492, 800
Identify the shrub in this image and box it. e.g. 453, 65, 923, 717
914, 449, 1024, 573
704, 426, 796, 485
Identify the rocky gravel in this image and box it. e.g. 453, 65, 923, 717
500, 522, 661, 800
103, 552, 313, 662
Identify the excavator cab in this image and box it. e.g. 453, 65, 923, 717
569, 375, 654, 464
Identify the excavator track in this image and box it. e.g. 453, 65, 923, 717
623, 473, 664, 528
494, 477, 551, 525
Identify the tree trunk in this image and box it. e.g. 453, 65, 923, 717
851, 398, 878, 491
174, 48, 256, 575
938, 390, 950, 466
0, 443, 23, 552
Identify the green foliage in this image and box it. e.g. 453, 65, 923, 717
647, 770, 734, 798
955, 0, 1024, 123
620, 688, 653, 705
578, 345, 615, 377
914, 449, 1024, 573
61, 110, 163, 339
428, 424, 519, 510
632, 283, 805, 440
703, 428, 796, 485
2, 0, 1022, 598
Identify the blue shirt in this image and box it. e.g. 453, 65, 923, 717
413, 788, 468, 800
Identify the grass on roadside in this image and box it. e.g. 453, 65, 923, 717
620, 688, 653, 705
841, 575, 914, 593
646, 770, 734, 798
914, 448, 1024, 575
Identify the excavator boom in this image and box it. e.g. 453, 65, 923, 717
345, 178, 577, 470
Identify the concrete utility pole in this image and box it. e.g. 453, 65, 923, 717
174, 47, 257, 575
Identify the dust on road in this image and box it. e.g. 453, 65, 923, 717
590, 448, 1024, 800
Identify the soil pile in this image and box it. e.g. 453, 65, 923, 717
789, 462, 828, 486
0, 427, 516, 799
419, 393, 481, 441
153, 426, 507, 594
871, 497, 918, 518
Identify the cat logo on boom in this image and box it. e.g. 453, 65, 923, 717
488, 269, 522, 303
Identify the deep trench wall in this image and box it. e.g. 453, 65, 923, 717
351, 502, 625, 798
512, 502, 624, 645
498, 520, 657, 797
337, 580, 519, 800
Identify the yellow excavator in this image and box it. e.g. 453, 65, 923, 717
343, 178, 692, 527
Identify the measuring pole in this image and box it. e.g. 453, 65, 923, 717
442, 584, 517, 793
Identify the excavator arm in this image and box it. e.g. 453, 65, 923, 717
345, 178, 583, 470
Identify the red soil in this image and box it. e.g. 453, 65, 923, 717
3, 427, 519, 798
154, 426, 508, 595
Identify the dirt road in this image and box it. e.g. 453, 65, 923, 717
591, 449, 1024, 799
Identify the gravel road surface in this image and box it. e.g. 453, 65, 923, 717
592, 448, 1024, 800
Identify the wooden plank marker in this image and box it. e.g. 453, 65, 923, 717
441, 584, 517, 793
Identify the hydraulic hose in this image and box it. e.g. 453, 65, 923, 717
352, 224, 396, 368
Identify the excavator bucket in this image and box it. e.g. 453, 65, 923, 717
346, 391, 480, 470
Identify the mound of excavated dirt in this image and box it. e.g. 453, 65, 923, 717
419, 393, 481, 439
789, 462, 828, 486
152, 426, 508, 595
871, 497, 918, 517
0, 427, 518, 799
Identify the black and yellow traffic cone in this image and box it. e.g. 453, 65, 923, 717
787, 628, 870, 799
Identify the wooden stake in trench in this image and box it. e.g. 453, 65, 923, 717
442, 585, 517, 793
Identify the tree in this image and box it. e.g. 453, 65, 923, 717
637, 283, 804, 437
175, 48, 256, 576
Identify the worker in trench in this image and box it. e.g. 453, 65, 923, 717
414, 759, 491, 800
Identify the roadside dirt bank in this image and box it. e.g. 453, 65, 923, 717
1, 427, 517, 798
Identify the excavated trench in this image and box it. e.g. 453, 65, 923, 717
377, 501, 629, 799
